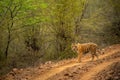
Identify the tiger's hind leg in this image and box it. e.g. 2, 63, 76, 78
95, 53, 99, 59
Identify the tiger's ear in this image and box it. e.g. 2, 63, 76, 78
77, 43, 80, 45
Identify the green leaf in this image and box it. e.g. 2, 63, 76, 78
40, 3, 48, 9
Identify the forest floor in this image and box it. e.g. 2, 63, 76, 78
0, 44, 120, 80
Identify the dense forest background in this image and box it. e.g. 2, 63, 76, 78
0, 0, 120, 75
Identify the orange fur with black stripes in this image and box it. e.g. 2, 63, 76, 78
71, 43, 99, 62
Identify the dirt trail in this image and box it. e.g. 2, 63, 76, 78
1, 44, 120, 80
80, 58, 120, 80
33, 44, 120, 80
34, 63, 82, 80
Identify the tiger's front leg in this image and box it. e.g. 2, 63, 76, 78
91, 54, 95, 61
77, 52, 83, 63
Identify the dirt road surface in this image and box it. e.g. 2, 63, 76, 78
1, 44, 120, 80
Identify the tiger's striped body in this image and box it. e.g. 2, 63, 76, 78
71, 43, 99, 62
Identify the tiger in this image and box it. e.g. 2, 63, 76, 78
71, 42, 99, 62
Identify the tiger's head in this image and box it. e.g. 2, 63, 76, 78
71, 43, 79, 52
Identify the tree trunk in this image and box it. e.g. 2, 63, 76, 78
75, 0, 88, 35
5, 21, 13, 58
5, 30, 11, 58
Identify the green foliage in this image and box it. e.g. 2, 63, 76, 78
45, 0, 86, 59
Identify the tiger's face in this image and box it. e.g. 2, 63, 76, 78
71, 43, 78, 52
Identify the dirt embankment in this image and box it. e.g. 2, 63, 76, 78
1, 44, 120, 80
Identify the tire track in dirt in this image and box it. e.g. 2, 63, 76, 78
33, 62, 85, 80
80, 58, 120, 80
